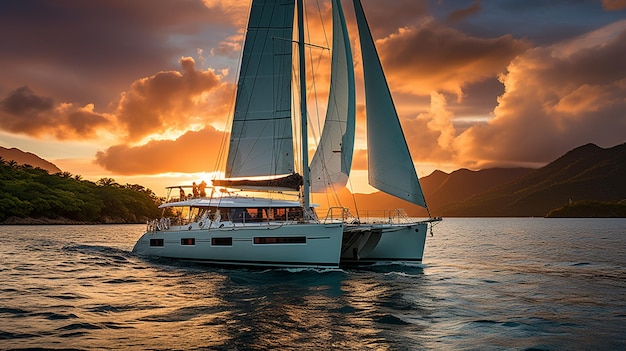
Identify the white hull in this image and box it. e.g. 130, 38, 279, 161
342, 222, 428, 264
132, 222, 344, 268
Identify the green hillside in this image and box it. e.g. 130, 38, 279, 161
0, 159, 161, 224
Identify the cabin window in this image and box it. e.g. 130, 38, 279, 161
254, 236, 306, 244
181, 238, 195, 245
150, 238, 164, 246
232, 208, 252, 223
211, 237, 232, 246
271, 208, 304, 221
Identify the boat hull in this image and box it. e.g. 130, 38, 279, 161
341, 222, 427, 265
132, 223, 344, 268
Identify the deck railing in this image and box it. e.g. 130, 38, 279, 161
323, 207, 414, 224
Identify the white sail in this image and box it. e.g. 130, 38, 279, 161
310, 0, 356, 193
352, 0, 426, 207
225, 0, 296, 178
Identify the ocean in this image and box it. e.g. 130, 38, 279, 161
0, 218, 624, 350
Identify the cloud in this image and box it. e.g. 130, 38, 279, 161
0, 86, 111, 139
115, 57, 233, 142
454, 20, 626, 168
0, 0, 242, 108
446, 0, 482, 23
0, 58, 234, 144
403, 92, 457, 163
602, 0, 626, 11
358, 0, 429, 38
1, 86, 53, 114
375, 19, 530, 97
95, 127, 225, 175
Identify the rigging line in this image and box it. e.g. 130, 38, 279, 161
273, 36, 329, 51
303, 0, 332, 179
346, 175, 361, 221
311, 0, 332, 169
214, 0, 252, 178
315, 0, 330, 49
305, 1, 325, 151
212, 0, 254, 179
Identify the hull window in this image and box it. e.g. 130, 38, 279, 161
211, 237, 233, 246
149, 238, 164, 247
181, 238, 195, 245
254, 236, 306, 244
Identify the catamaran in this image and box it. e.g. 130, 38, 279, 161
132, 0, 441, 268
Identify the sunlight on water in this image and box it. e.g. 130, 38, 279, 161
0, 219, 624, 350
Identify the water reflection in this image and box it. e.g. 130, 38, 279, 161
2, 221, 625, 350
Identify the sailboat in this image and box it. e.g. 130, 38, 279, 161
132, 0, 440, 268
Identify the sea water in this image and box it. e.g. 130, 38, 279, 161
0, 218, 624, 350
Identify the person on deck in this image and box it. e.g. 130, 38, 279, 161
179, 187, 186, 200
199, 181, 207, 197
192, 182, 199, 198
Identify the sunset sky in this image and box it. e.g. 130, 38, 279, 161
1, 0, 625, 195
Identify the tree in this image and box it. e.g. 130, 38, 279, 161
96, 178, 120, 187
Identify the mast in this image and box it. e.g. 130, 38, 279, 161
297, 0, 310, 211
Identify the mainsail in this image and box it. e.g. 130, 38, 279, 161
310, 0, 356, 193
225, 0, 296, 178
352, 0, 427, 207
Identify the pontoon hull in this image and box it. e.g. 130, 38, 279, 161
341, 223, 428, 264
132, 223, 344, 268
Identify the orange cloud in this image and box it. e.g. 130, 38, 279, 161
402, 92, 457, 164
0, 57, 235, 145
95, 127, 225, 175
116, 57, 233, 142
356, 0, 429, 38
602, 0, 626, 10
454, 20, 626, 168
0, 86, 111, 139
376, 19, 530, 97
201, 0, 250, 27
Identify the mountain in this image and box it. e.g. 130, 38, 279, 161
441, 143, 626, 217
314, 167, 534, 217
0, 147, 61, 174
421, 168, 534, 212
